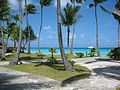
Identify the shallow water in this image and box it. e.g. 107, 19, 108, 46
24, 48, 113, 56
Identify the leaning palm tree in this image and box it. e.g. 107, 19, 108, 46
38, 0, 52, 54
61, 3, 80, 54
24, 0, 37, 54
9, 0, 23, 65
112, 0, 120, 47
0, 0, 10, 60
112, 11, 120, 47
70, 0, 84, 54
89, 0, 108, 56
57, 0, 75, 72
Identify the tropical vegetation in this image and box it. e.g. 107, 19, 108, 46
0, 0, 119, 73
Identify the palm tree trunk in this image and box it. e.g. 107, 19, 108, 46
118, 21, 120, 48
0, 21, 6, 60
26, 14, 31, 54
38, 6, 43, 54
70, 2, 76, 55
67, 25, 70, 54
95, 6, 100, 56
9, 0, 22, 65
57, 0, 75, 72
70, 24, 75, 54
13, 39, 16, 48
25, 0, 30, 54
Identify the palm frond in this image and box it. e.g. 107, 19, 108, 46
74, 14, 83, 23
94, 0, 107, 5
89, 3, 94, 8
100, 5, 111, 14
40, 0, 52, 6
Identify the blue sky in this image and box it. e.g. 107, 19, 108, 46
8, 0, 118, 48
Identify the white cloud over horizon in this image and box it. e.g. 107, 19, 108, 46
43, 25, 51, 30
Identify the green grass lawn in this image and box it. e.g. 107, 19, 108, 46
0, 53, 81, 62
3, 63, 91, 81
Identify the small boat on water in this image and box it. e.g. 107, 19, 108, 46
88, 46, 94, 49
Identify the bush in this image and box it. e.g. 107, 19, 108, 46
6, 47, 16, 53
109, 48, 120, 59
107, 51, 113, 57
88, 48, 98, 57
37, 54, 46, 59
69, 60, 76, 67
75, 52, 84, 58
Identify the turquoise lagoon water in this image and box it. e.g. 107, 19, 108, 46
24, 48, 113, 56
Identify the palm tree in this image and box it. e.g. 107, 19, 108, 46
57, 0, 75, 72
38, 0, 52, 54
112, 0, 120, 47
13, 14, 19, 24
89, 0, 107, 56
70, 0, 84, 54
24, 0, 37, 54
0, 0, 10, 60
49, 48, 57, 59
9, 0, 23, 65
61, 3, 80, 54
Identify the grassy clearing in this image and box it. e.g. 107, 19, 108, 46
3, 63, 91, 81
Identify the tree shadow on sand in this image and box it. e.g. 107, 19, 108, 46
93, 66, 120, 80
0, 73, 53, 90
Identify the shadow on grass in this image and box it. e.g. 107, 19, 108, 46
93, 66, 120, 80
34, 62, 91, 86
34, 62, 65, 71
61, 72, 91, 86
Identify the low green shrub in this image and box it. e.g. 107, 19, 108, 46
75, 52, 84, 58
88, 48, 98, 57
37, 54, 46, 59
69, 60, 76, 67
6, 47, 16, 53
108, 48, 120, 59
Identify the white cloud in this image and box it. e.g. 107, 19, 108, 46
54, 0, 70, 7
43, 25, 51, 30
8, 0, 25, 10
80, 34, 84, 37
48, 36, 53, 38
8, 0, 19, 9
69, 33, 76, 40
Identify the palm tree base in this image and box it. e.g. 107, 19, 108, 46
9, 57, 22, 66
0, 57, 6, 60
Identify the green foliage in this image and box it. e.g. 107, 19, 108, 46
49, 48, 57, 53
108, 48, 120, 59
24, 25, 37, 40
37, 54, 46, 59
48, 48, 57, 64
88, 48, 98, 57
6, 47, 16, 53
61, 3, 81, 26
75, 52, 84, 58
24, 4, 37, 15
48, 57, 58, 64
107, 51, 113, 57
69, 60, 76, 67
40, 0, 52, 7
